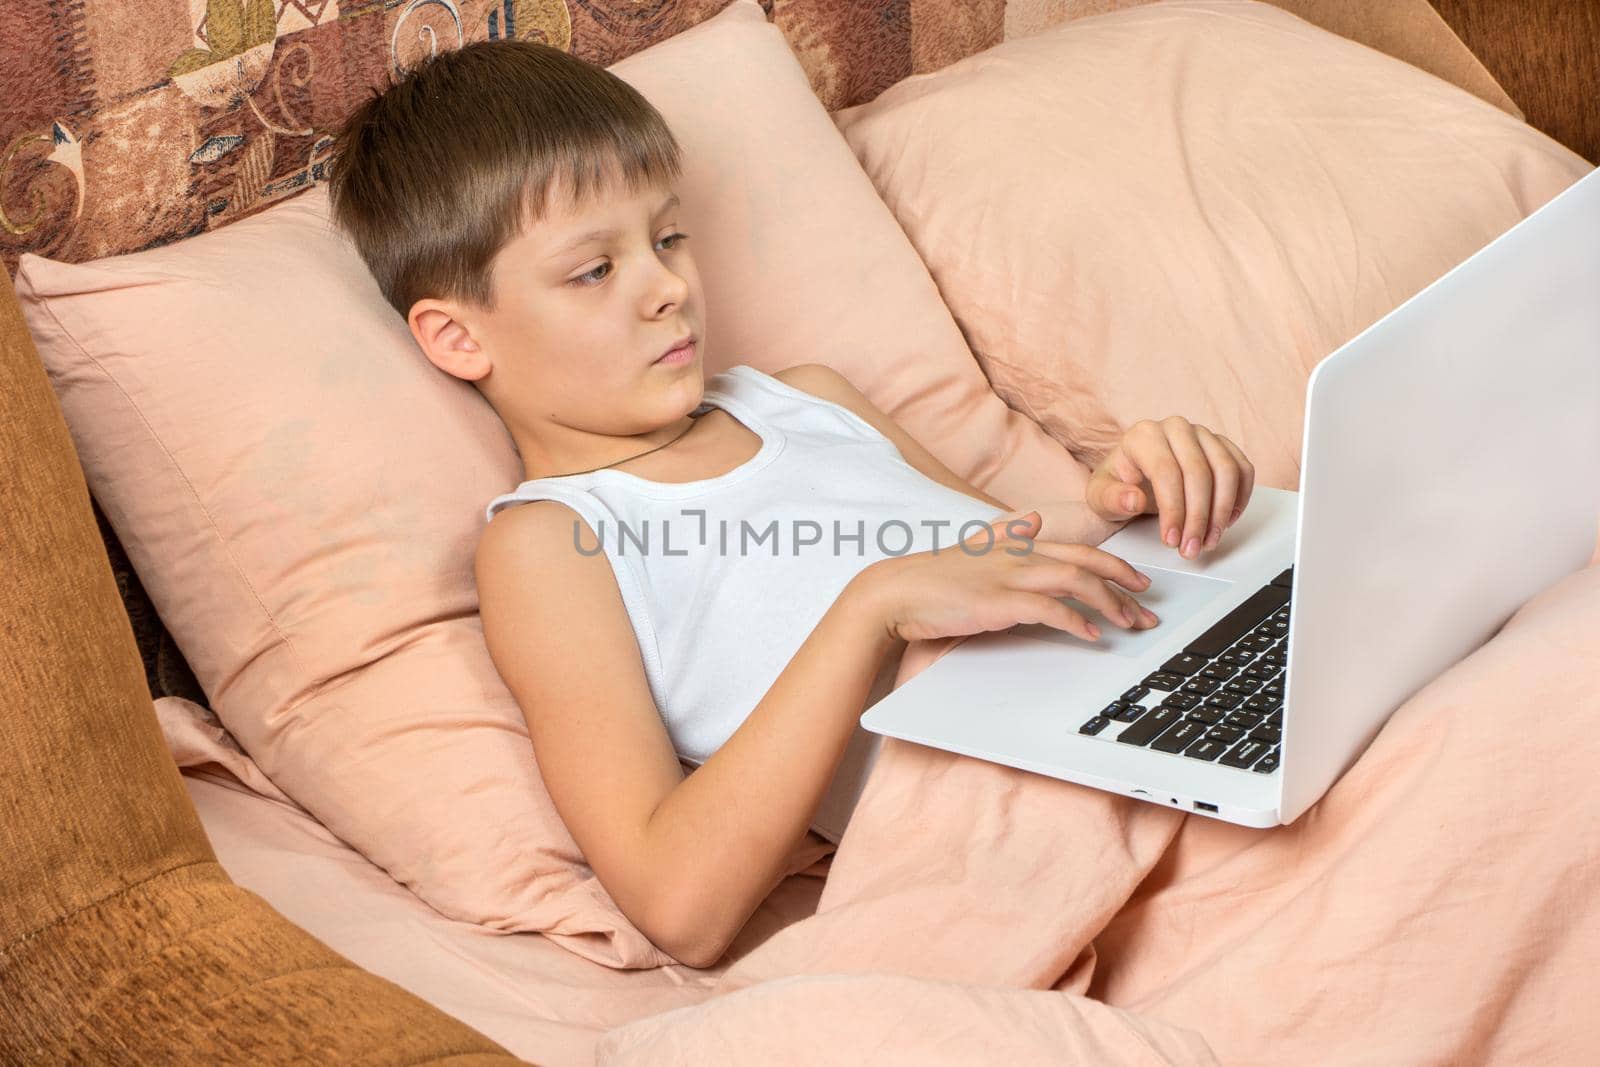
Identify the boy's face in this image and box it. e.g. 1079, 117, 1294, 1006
412, 169, 705, 472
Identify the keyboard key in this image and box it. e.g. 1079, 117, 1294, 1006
1079, 716, 1110, 736
1184, 739, 1228, 762
1252, 747, 1282, 773
1249, 724, 1281, 745
1205, 724, 1244, 744
1201, 664, 1235, 682
1121, 684, 1151, 704
1116, 705, 1183, 747
1141, 671, 1184, 691
1185, 706, 1224, 725
1243, 693, 1277, 711
1240, 664, 1275, 682
1220, 739, 1270, 769
1218, 649, 1256, 667
1270, 566, 1294, 588
1266, 709, 1283, 727
1224, 678, 1262, 697
1160, 653, 1207, 677
1180, 677, 1220, 697
1205, 692, 1243, 711
1159, 693, 1199, 711
1224, 710, 1264, 729
1151, 719, 1207, 753
1110, 703, 1146, 723
1183, 583, 1289, 659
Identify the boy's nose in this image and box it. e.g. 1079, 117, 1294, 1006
655, 272, 689, 309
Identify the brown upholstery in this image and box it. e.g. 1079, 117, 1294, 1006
0, 267, 530, 1063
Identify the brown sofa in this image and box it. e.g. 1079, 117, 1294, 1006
0, 267, 531, 1062
0, 3, 1534, 1061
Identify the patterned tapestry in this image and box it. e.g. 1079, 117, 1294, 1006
0, 0, 1049, 276
0, 1, 1514, 280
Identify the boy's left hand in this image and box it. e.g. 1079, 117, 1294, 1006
1086, 417, 1256, 560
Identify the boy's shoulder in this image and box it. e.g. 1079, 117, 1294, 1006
761, 363, 872, 418
742, 362, 852, 406
767, 362, 841, 390
478, 496, 600, 576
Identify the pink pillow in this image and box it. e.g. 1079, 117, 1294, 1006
832, 0, 1594, 498
14, 0, 1086, 969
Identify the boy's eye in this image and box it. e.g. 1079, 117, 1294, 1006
568, 232, 690, 288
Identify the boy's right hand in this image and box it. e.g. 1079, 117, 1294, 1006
855, 510, 1159, 645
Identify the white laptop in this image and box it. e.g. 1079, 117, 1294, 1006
861, 168, 1600, 828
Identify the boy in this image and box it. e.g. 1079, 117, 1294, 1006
328, 38, 1252, 967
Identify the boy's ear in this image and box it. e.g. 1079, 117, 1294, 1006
408, 298, 489, 382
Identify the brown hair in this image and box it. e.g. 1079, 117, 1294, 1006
327, 39, 683, 319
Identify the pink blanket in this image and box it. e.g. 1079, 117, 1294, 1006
598, 556, 1600, 1064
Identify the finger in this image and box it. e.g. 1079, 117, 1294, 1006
981, 509, 1041, 544
1090, 451, 1148, 519
1010, 560, 1150, 630
1160, 417, 1214, 559
985, 509, 1041, 531
1013, 538, 1153, 592
1098, 582, 1160, 628
1005, 590, 1104, 641
1193, 426, 1239, 551
1124, 421, 1188, 551
963, 511, 1040, 556
1215, 436, 1256, 527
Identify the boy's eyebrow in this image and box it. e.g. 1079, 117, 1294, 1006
548, 194, 681, 260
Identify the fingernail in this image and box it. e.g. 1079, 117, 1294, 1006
1122, 491, 1139, 511
1137, 570, 1152, 585
1087, 623, 1101, 639
1165, 527, 1179, 547
1205, 525, 1220, 549
1229, 507, 1241, 526
1142, 607, 1159, 623
1183, 537, 1199, 558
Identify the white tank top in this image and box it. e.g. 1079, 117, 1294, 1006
483, 364, 1006, 841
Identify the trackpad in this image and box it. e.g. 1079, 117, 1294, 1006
1008, 565, 1235, 658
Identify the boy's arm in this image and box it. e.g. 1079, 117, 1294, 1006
476, 500, 900, 968
774, 364, 1126, 547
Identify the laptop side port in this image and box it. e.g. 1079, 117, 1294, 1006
1194, 801, 1219, 813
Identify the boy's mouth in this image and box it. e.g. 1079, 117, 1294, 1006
654, 334, 696, 365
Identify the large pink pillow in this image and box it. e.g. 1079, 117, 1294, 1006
833, 0, 1594, 498
13, 0, 1087, 969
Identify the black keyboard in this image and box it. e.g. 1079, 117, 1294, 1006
1077, 565, 1293, 775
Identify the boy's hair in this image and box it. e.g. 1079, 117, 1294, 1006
327, 39, 683, 319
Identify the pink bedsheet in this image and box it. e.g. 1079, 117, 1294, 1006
598, 557, 1600, 1064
